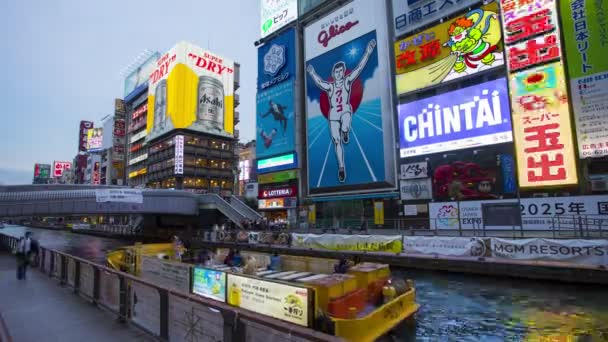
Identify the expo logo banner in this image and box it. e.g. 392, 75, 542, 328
258, 28, 296, 90
394, 2, 504, 95
304, 0, 396, 193
147, 42, 235, 142
398, 78, 512, 158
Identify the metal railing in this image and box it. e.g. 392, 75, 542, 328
228, 195, 262, 221
0, 233, 339, 342
199, 194, 246, 228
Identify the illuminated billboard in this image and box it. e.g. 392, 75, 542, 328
560, 0, 608, 158
260, 0, 297, 38
257, 28, 296, 159
124, 52, 160, 97
78, 121, 93, 152
499, 0, 578, 188
257, 152, 297, 174
394, 2, 504, 95
304, 0, 396, 194
34, 163, 50, 179
52, 161, 72, 178
86, 128, 104, 152
392, 0, 479, 37
398, 78, 513, 157
146, 42, 235, 142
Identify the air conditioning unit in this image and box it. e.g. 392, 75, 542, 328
591, 179, 608, 192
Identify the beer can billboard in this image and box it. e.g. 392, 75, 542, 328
304, 0, 397, 195
257, 28, 297, 160
146, 42, 235, 142
394, 2, 504, 95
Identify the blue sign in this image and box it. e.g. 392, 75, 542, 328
500, 154, 516, 194
306, 30, 386, 190
192, 267, 226, 302
398, 78, 513, 158
256, 80, 295, 159
256, 28, 297, 160
257, 28, 296, 90
257, 152, 298, 174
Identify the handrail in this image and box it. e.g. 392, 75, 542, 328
199, 194, 246, 228
229, 195, 262, 221
0, 233, 340, 342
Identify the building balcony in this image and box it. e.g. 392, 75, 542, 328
234, 111, 239, 125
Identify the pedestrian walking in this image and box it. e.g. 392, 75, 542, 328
14, 233, 33, 279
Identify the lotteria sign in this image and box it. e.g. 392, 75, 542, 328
259, 185, 297, 199
257, 152, 297, 174
398, 78, 512, 157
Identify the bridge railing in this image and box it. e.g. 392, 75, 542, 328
0, 233, 339, 342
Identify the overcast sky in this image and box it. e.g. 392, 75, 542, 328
0, 0, 259, 184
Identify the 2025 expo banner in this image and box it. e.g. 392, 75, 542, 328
304, 0, 397, 194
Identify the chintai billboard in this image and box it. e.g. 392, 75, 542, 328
304, 0, 397, 195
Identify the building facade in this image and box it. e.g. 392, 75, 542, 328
237, 140, 256, 196
252, 0, 608, 229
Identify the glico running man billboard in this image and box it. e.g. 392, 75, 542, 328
304, 0, 396, 194
146, 42, 235, 142
257, 28, 297, 160
398, 78, 513, 157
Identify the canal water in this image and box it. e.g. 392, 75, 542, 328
3, 225, 607, 341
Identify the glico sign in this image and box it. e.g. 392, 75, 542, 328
258, 185, 297, 199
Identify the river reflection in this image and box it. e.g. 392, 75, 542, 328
2, 225, 607, 341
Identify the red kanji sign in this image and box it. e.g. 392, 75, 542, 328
505, 9, 554, 44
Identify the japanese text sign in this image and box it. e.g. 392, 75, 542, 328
400, 161, 428, 179
174, 135, 184, 175
394, 2, 504, 95
509, 62, 578, 188
52, 161, 71, 178
392, 0, 479, 37
499, 0, 562, 72
560, 0, 608, 158
261, 0, 297, 38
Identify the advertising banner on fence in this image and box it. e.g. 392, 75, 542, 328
400, 178, 432, 200
140, 256, 190, 293
491, 238, 608, 266
560, 0, 608, 158
292, 234, 402, 253
304, 0, 396, 194
227, 274, 309, 327
398, 78, 512, 158
192, 267, 226, 302
260, 0, 297, 38
509, 62, 578, 188
146, 42, 235, 142
95, 189, 143, 204
400, 161, 427, 179
392, 0, 479, 37
403, 236, 487, 257
394, 2, 504, 95
429, 195, 608, 230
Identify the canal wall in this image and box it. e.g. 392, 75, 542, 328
190, 233, 608, 285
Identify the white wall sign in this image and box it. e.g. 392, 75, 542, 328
400, 178, 432, 201
130, 130, 147, 143
261, 0, 298, 38
403, 205, 418, 216
429, 195, 608, 230
128, 153, 148, 166
174, 135, 184, 175
140, 256, 190, 293
400, 161, 427, 179
403, 236, 487, 257
95, 189, 143, 204
491, 238, 608, 266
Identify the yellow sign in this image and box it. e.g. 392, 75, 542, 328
374, 201, 384, 225
308, 204, 316, 224
509, 61, 578, 188
292, 234, 403, 254
227, 274, 309, 327
394, 2, 503, 95
146, 42, 235, 142
128, 168, 147, 179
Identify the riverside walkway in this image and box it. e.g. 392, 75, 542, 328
0, 252, 154, 342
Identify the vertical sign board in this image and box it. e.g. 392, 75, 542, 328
393, 2, 505, 95
304, 0, 396, 194
174, 135, 184, 175
560, 0, 608, 158
256, 28, 297, 160
499, 0, 578, 188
